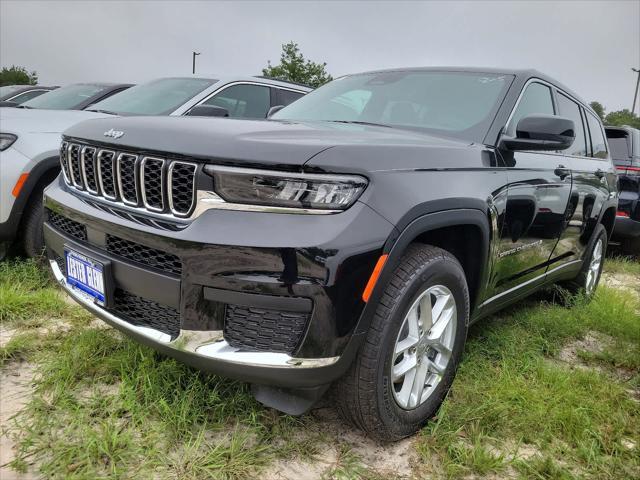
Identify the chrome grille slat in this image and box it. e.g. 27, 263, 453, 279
68, 144, 84, 189
141, 157, 165, 212
59, 141, 70, 183
97, 150, 117, 200
81, 146, 99, 194
168, 161, 197, 217
116, 153, 140, 206
62, 142, 197, 221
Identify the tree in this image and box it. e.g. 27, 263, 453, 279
262, 42, 332, 88
589, 101, 606, 121
0, 65, 38, 86
604, 109, 640, 129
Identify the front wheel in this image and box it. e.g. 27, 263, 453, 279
335, 244, 469, 441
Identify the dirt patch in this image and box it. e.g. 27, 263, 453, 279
557, 331, 614, 368
0, 361, 37, 479
263, 407, 417, 479
601, 273, 640, 300
0, 327, 18, 349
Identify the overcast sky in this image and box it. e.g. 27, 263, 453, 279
1, 0, 638, 112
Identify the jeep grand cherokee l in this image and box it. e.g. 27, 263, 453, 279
43, 68, 617, 440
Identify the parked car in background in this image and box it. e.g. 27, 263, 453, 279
0, 76, 311, 258
42, 67, 617, 440
606, 126, 640, 254
0, 84, 58, 106
16, 82, 133, 111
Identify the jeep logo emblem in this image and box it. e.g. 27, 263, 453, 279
104, 128, 124, 139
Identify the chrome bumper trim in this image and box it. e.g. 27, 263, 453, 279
50, 258, 339, 369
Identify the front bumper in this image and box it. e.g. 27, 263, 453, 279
44, 177, 394, 388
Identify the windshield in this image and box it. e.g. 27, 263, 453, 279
273, 70, 512, 141
88, 78, 216, 115
21, 84, 109, 110
0, 85, 25, 98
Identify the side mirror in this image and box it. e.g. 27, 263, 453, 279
267, 105, 285, 118
501, 114, 575, 151
187, 105, 229, 117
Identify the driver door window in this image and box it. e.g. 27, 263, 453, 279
202, 84, 271, 119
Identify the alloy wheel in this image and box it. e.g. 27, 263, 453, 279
391, 285, 457, 410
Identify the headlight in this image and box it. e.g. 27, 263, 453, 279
0, 133, 17, 151
204, 165, 367, 211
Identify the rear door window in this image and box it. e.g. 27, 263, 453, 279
203, 84, 271, 118
585, 112, 608, 159
556, 93, 588, 157
605, 129, 631, 166
275, 89, 305, 107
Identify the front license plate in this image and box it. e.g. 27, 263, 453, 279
64, 249, 106, 306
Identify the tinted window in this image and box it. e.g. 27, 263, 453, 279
274, 71, 511, 142
89, 78, 215, 115
586, 112, 608, 159
556, 93, 588, 156
276, 88, 305, 107
203, 84, 271, 118
21, 84, 109, 110
506, 82, 555, 136
8, 90, 48, 104
605, 129, 631, 165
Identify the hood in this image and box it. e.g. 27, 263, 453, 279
63, 115, 475, 169
0, 107, 111, 135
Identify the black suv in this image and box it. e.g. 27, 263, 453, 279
43, 68, 617, 441
605, 126, 639, 254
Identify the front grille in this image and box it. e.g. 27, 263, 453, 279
224, 305, 310, 354
61, 141, 198, 218
110, 289, 180, 339
54, 255, 66, 276
106, 234, 182, 276
47, 210, 87, 241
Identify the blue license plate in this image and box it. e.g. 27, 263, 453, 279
64, 249, 106, 305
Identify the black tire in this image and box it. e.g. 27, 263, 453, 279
21, 184, 46, 258
566, 224, 607, 297
334, 244, 469, 441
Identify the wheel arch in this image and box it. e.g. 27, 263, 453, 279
355, 205, 491, 335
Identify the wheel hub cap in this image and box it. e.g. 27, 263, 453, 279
390, 285, 457, 410
586, 238, 603, 295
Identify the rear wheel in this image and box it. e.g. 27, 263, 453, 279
567, 224, 607, 297
335, 244, 469, 441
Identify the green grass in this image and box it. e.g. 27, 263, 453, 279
1, 259, 639, 479
604, 255, 640, 276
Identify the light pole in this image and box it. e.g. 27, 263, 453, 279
192, 51, 201, 75
633, 68, 640, 114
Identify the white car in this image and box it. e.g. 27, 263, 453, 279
0, 76, 310, 257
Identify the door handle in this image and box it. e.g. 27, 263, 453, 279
594, 169, 605, 179
554, 165, 570, 180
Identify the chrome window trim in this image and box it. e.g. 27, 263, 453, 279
80, 146, 99, 195
68, 144, 84, 189
167, 161, 197, 217
6, 89, 49, 101
116, 153, 140, 206
96, 149, 118, 201
140, 156, 166, 212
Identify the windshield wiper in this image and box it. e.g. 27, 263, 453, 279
328, 120, 394, 129
85, 109, 119, 115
